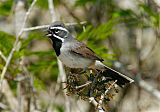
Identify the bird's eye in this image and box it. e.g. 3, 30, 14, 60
55, 29, 60, 33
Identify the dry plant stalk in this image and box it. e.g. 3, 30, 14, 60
64, 68, 119, 112
0, 0, 37, 89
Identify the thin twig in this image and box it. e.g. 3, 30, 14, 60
17, 81, 22, 112
0, 0, 37, 88
99, 80, 117, 106
75, 81, 92, 89
22, 21, 87, 32
48, 0, 56, 22
1, 79, 18, 112
57, 59, 71, 112
0, 50, 7, 62
66, 21, 87, 26
114, 61, 160, 101
137, 78, 160, 100
89, 80, 117, 112
17, 0, 37, 37
23, 25, 49, 32
0, 102, 7, 110
104, 80, 117, 95
89, 97, 105, 112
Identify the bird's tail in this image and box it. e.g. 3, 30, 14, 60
95, 61, 134, 87
102, 66, 134, 87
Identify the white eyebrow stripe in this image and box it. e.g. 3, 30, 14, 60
50, 26, 68, 32
53, 34, 64, 42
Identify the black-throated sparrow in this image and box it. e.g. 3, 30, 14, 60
46, 21, 134, 86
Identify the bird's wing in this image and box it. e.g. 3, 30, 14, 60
70, 42, 104, 61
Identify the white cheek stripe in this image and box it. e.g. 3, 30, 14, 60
50, 26, 68, 32
53, 34, 64, 42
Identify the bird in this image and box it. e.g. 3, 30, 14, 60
46, 21, 134, 87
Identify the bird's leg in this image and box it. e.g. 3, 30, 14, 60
89, 71, 101, 97
88, 63, 100, 81
89, 62, 101, 74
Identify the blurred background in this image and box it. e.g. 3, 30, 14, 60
0, 0, 160, 112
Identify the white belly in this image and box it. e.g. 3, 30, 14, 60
58, 43, 93, 68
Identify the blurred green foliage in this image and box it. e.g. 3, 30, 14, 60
0, 31, 15, 55
19, 32, 58, 86
28, 0, 60, 9
75, 0, 112, 6
139, 4, 160, 28
0, 0, 13, 16
0, 31, 58, 91
34, 77, 46, 90
0, 0, 60, 16
77, 19, 117, 64
112, 9, 140, 27
75, 0, 97, 6
112, 4, 160, 28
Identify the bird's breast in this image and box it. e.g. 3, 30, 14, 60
58, 45, 93, 68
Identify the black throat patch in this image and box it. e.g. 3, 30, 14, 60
50, 37, 62, 56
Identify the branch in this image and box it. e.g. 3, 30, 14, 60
136, 77, 160, 100
23, 24, 49, 32
89, 80, 117, 112
22, 21, 87, 32
0, 102, 7, 110
75, 81, 92, 89
1, 79, 18, 112
0, 0, 37, 88
99, 80, 117, 106
89, 97, 105, 112
0, 50, 7, 62
66, 21, 87, 26
57, 59, 71, 112
16, 0, 37, 37
114, 61, 160, 101
48, 0, 56, 22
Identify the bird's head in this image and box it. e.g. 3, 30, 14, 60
46, 21, 69, 42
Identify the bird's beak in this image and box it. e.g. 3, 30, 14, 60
43, 28, 52, 37
46, 33, 52, 37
